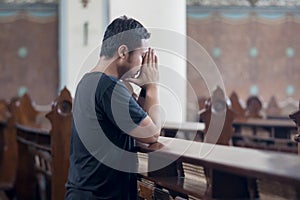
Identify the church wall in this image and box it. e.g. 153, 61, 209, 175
0, 4, 58, 104
187, 7, 300, 110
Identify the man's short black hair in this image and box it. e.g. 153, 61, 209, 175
100, 15, 151, 58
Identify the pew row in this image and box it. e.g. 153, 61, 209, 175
229, 93, 298, 153
8, 93, 51, 200
4, 88, 72, 200
46, 87, 72, 200
137, 136, 300, 200
199, 88, 294, 154
228, 91, 298, 120
232, 118, 298, 154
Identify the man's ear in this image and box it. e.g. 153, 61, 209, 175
118, 45, 129, 59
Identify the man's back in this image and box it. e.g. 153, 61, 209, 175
65, 72, 147, 200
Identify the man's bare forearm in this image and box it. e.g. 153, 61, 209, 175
143, 84, 161, 134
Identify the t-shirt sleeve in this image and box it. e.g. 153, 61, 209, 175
100, 81, 147, 134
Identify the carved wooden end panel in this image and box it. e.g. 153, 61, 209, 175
289, 100, 300, 155
200, 86, 235, 146
46, 87, 72, 200
229, 91, 246, 120
200, 87, 257, 199
9, 94, 39, 127
266, 96, 281, 117
11, 94, 39, 200
0, 108, 18, 192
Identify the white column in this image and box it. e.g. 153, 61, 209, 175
110, 0, 187, 122
59, 0, 108, 96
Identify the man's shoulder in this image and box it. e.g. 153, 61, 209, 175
95, 73, 130, 99
80, 72, 118, 90
97, 73, 124, 90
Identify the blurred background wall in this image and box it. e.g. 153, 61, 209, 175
0, 0, 300, 122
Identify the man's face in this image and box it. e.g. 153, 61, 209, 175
124, 39, 149, 78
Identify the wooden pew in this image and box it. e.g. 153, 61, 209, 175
10, 93, 51, 200
229, 91, 246, 120
9, 88, 71, 200
0, 100, 18, 200
138, 92, 299, 199
46, 87, 72, 200
199, 88, 255, 199
289, 100, 300, 155
0, 99, 8, 166
138, 136, 300, 200
266, 96, 282, 119
232, 118, 297, 154
138, 122, 205, 199
138, 87, 240, 200
197, 96, 207, 111
228, 93, 298, 153
0, 100, 9, 122
200, 86, 234, 145
10, 88, 72, 200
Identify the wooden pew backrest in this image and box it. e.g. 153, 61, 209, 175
200, 86, 234, 145
266, 95, 281, 118
46, 87, 72, 200
229, 91, 246, 119
0, 116, 18, 192
9, 93, 51, 130
289, 100, 300, 155
10, 93, 51, 199
0, 100, 9, 122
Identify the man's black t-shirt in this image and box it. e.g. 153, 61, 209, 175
65, 72, 147, 200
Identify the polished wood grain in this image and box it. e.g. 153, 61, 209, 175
139, 136, 300, 186
138, 136, 300, 199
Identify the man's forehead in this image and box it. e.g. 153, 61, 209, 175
130, 39, 149, 53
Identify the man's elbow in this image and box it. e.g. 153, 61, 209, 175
135, 132, 160, 144
150, 132, 160, 143
130, 117, 161, 144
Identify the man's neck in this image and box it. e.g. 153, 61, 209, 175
91, 56, 120, 79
